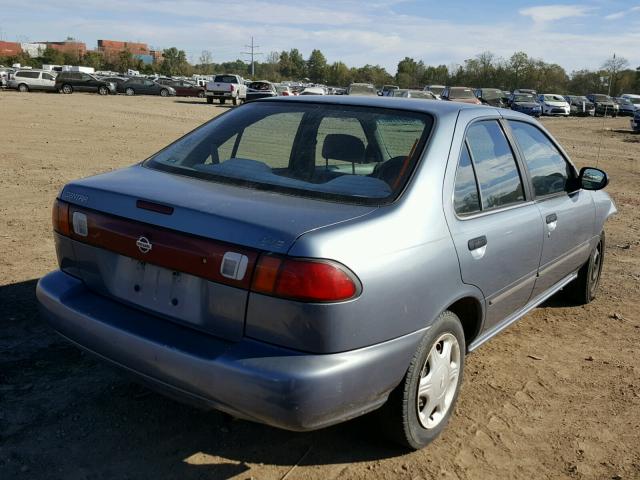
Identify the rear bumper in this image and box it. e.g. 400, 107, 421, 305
37, 270, 422, 431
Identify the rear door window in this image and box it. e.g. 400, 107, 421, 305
508, 121, 573, 197
465, 121, 525, 210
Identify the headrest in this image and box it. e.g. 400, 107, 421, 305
321, 134, 365, 164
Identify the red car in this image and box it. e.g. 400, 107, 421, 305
157, 78, 205, 98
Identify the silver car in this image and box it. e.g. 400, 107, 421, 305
37, 97, 616, 449
8, 69, 57, 92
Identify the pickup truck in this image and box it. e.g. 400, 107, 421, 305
205, 74, 247, 105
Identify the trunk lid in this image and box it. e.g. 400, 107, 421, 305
58, 165, 376, 341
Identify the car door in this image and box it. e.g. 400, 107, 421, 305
443, 112, 543, 332
506, 120, 594, 298
41, 72, 56, 90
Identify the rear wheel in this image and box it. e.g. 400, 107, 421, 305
160, 88, 169, 97
206, 97, 213, 104
98, 86, 109, 95
61, 84, 73, 94
18, 83, 29, 93
565, 232, 605, 305
380, 310, 465, 450
219, 98, 226, 104
125, 88, 135, 96
232, 96, 238, 106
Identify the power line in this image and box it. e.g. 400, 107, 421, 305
241, 36, 262, 77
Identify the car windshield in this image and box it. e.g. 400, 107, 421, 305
514, 94, 536, 102
449, 88, 475, 99
481, 89, 502, 99
543, 95, 565, 102
629, 98, 640, 105
427, 86, 445, 95
349, 84, 376, 95
145, 102, 433, 204
592, 95, 612, 102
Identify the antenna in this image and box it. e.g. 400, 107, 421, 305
241, 36, 263, 77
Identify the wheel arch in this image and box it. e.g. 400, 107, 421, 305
444, 295, 484, 349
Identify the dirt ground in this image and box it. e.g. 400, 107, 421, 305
0, 91, 638, 480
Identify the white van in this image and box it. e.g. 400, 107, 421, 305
8, 69, 57, 92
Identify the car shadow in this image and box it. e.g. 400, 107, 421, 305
0, 278, 406, 479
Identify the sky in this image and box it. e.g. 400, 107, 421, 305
0, 0, 638, 73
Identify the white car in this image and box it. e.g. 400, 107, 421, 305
537, 94, 570, 116
7, 69, 57, 92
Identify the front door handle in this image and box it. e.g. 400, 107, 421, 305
468, 235, 487, 251
546, 213, 557, 224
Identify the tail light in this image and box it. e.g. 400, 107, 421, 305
282, 91, 290, 96
251, 255, 360, 302
52, 199, 70, 236
230, 84, 235, 92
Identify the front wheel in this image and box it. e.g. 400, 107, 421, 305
125, 88, 135, 96
565, 232, 605, 305
198, 90, 205, 98
18, 83, 29, 93
380, 310, 465, 450
98, 86, 109, 96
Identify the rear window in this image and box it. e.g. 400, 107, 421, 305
215, 75, 238, 83
145, 102, 433, 205
449, 88, 475, 99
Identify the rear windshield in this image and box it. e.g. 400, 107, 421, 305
214, 75, 238, 83
514, 94, 536, 102
145, 102, 433, 205
592, 95, 612, 102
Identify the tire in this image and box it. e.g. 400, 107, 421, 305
565, 231, 605, 305
206, 97, 213, 104
160, 89, 169, 97
61, 84, 73, 94
198, 91, 205, 98
98, 86, 109, 96
380, 310, 465, 450
125, 88, 135, 96
18, 83, 29, 93
219, 98, 226, 104
232, 96, 238, 106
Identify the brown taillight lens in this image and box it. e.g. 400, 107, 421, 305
52, 199, 70, 236
251, 254, 360, 302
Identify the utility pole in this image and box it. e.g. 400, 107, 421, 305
241, 37, 262, 78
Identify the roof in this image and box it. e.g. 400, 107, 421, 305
259, 94, 495, 115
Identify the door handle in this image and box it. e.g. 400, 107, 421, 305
546, 213, 557, 224
468, 235, 487, 251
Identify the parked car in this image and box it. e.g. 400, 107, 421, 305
537, 94, 570, 116
510, 93, 542, 117
564, 96, 595, 116
117, 77, 176, 97
441, 87, 481, 104
513, 88, 537, 96
632, 110, 640, 132
620, 93, 640, 110
205, 74, 247, 105
299, 86, 326, 95
156, 78, 205, 98
37, 96, 616, 450
7, 69, 57, 92
380, 85, 399, 96
586, 94, 617, 117
424, 85, 446, 98
399, 89, 438, 100
347, 83, 377, 96
275, 85, 295, 96
613, 97, 636, 116
246, 81, 277, 102
0, 67, 16, 88
55, 71, 116, 95
474, 88, 505, 107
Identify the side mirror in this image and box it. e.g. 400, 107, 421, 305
377, 91, 383, 96
579, 167, 608, 190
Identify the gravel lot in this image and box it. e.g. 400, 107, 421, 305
0, 91, 638, 480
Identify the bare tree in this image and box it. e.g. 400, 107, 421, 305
198, 50, 214, 74
601, 54, 629, 95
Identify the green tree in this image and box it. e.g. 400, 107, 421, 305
307, 49, 327, 83
160, 47, 191, 76
326, 61, 352, 86
396, 57, 425, 87
83, 51, 104, 71
41, 47, 65, 66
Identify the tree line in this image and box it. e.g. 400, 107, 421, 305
2, 46, 639, 95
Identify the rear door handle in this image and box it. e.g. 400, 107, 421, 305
546, 213, 557, 224
468, 235, 487, 251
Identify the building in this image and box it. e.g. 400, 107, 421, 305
21, 42, 46, 57
0, 41, 22, 57
42, 39, 87, 59
98, 39, 149, 62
